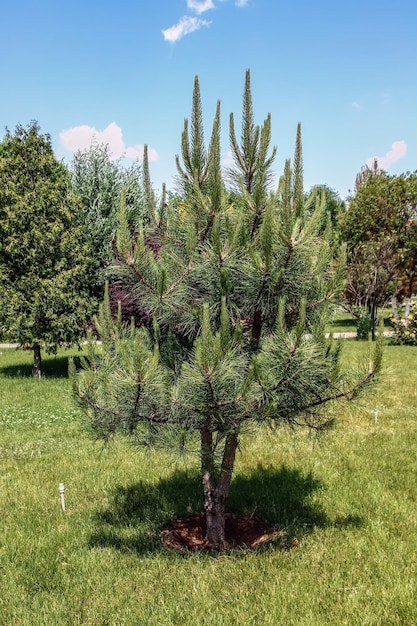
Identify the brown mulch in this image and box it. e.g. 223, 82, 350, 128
161, 513, 299, 552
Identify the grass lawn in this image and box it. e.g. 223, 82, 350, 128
0, 340, 416, 625
328, 309, 394, 334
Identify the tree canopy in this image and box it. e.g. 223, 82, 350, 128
339, 167, 417, 332
72, 72, 381, 550
306, 184, 345, 234
68, 143, 148, 302
0, 122, 95, 375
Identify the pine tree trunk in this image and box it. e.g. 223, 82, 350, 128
32, 343, 42, 377
251, 307, 263, 351
201, 427, 238, 550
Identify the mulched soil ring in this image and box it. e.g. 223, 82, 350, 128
161, 513, 299, 552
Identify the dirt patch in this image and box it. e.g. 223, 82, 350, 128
161, 513, 299, 552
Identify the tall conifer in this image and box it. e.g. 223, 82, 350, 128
0, 122, 95, 375
72, 73, 381, 549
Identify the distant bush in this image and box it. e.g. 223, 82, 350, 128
390, 303, 417, 345
356, 311, 373, 340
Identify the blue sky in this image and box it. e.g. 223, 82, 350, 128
1, 0, 416, 199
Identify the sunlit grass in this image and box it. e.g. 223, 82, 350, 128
0, 341, 416, 625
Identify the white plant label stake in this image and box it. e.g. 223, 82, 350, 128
373, 408, 379, 425
59, 483, 65, 512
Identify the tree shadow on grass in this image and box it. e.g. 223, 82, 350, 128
329, 315, 393, 331
89, 464, 362, 556
329, 317, 357, 330
0, 353, 84, 378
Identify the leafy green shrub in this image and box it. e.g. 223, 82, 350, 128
356, 312, 373, 340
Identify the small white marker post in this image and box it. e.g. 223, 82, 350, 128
373, 408, 379, 425
59, 482, 65, 512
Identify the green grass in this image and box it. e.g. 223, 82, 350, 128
0, 342, 416, 625
328, 309, 394, 334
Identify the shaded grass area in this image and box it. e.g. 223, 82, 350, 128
90, 465, 358, 555
0, 345, 85, 378
0, 342, 417, 625
329, 310, 394, 334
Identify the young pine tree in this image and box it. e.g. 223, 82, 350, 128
71, 71, 381, 550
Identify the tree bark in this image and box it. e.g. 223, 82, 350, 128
32, 343, 42, 377
251, 307, 263, 351
201, 427, 238, 550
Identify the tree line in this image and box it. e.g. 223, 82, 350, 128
1, 117, 415, 372
0, 127, 148, 375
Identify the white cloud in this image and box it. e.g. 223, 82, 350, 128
222, 149, 235, 166
366, 140, 407, 170
163, 0, 247, 43
162, 15, 211, 42
352, 101, 362, 110
59, 122, 158, 161
187, 0, 215, 14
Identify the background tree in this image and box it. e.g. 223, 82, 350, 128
72, 72, 381, 550
68, 143, 148, 302
339, 167, 417, 336
354, 158, 382, 193
306, 184, 345, 233
396, 216, 417, 320
343, 237, 400, 338
0, 122, 95, 376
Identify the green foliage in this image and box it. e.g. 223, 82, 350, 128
355, 311, 373, 340
72, 73, 381, 548
0, 122, 95, 372
229, 69, 276, 200
70, 285, 170, 444
306, 184, 345, 233
339, 168, 417, 332
68, 143, 148, 300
